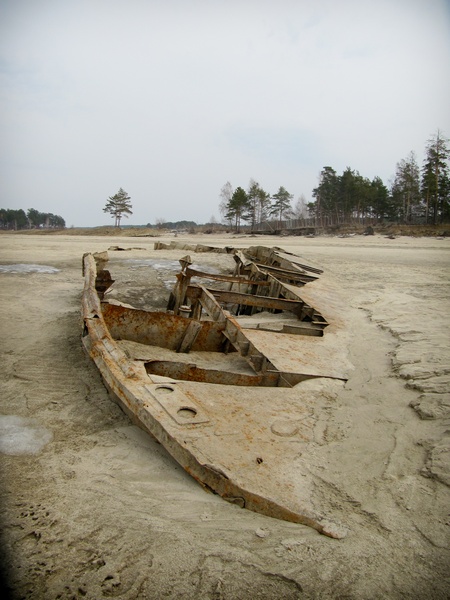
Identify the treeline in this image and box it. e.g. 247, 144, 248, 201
0, 208, 66, 230
306, 131, 449, 226
220, 131, 450, 230
145, 220, 197, 230
219, 181, 298, 232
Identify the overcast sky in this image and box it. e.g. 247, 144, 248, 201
1, 0, 449, 227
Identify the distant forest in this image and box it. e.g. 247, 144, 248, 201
3, 131, 448, 233
0, 208, 66, 230
145, 220, 197, 230
220, 131, 450, 231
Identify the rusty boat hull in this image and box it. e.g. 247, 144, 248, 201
81, 245, 351, 538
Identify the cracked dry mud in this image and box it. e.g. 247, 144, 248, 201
0, 233, 449, 599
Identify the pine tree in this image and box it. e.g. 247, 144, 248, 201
270, 186, 293, 228
246, 180, 271, 231
225, 187, 249, 232
103, 188, 133, 227
391, 151, 421, 223
421, 131, 450, 224
312, 167, 338, 224
370, 177, 390, 222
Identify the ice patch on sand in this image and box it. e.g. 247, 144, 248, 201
0, 415, 53, 455
123, 258, 218, 289
0, 264, 59, 274
125, 258, 217, 274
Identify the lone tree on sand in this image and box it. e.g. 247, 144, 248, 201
103, 188, 133, 227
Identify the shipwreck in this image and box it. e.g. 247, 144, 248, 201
81, 244, 350, 538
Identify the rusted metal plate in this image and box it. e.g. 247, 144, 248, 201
145, 382, 211, 425
241, 328, 351, 381
102, 302, 227, 352
145, 360, 281, 386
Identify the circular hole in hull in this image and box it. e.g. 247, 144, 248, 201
177, 407, 198, 419
155, 385, 175, 394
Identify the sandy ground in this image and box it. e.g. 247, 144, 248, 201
0, 232, 449, 599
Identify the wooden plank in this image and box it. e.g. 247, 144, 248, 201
254, 263, 317, 282
185, 267, 270, 287
288, 261, 322, 275
242, 323, 324, 337
177, 320, 203, 353
173, 271, 191, 315
197, 287, 227, 323
206, 289, 304, 312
